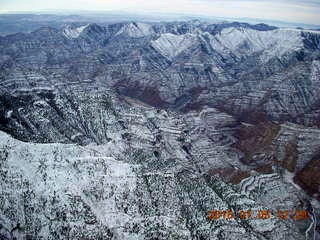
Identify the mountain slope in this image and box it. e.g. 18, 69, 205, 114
0, 21, 320, 239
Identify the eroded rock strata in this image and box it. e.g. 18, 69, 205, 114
0, 21, 320, 239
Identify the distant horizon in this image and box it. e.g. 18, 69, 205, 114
1, 0, 319, 26
0, 10, 320, 30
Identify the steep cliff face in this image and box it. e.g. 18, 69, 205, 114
0, 21, 320, 239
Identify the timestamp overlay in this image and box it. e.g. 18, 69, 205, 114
208, 209, 309, 221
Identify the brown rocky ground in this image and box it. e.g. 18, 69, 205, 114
294, 152, 320, 201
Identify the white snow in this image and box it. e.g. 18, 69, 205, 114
282, 170, 302, 190
116, 22, 154, 38
70, 132, 83, 140
152, 27, 307, 62
5, 110, 13, 118
63, 24, 89, 39
0, 130, 139, 235
209, 27, 304, 63
151, 33, 197, 59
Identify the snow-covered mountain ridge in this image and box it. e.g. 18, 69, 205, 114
0, 20, 320, 239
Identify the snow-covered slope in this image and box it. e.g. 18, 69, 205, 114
63, 24, 89, 39
1, 20, 320, 239
115, 22, 154, 38
0, 103, 310, 239
151, 33, 197, 59
209, 27, 304, 62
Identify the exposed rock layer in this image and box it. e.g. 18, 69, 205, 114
0, 21, 320, 239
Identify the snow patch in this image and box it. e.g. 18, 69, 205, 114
282, 170, 302, 190
5, 110, 13, 118
209, 27, 304, 62
0, 130, 139, 233
116, 22, 153, 38
151, 33, 197, 59
63, 24, 89, 39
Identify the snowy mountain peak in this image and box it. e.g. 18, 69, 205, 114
116, 22, 154, 38
209, 27, 304, 62
62, 24, 90, 39
151, 33, 197, 59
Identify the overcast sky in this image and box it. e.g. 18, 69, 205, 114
1, 0, 319, 25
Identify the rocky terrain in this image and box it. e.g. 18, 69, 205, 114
0, 20, 320, 239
